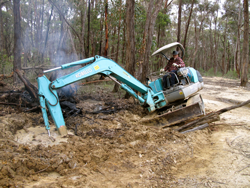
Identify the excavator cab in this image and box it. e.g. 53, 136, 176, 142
141, 42, 205, 127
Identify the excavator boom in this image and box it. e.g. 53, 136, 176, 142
37, 56, 166, 135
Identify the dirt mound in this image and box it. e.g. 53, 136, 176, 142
1, 77, 250, 187
0, 113, 42, 140
0, 98, 210, 187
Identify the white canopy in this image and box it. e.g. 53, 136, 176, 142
151, 42, 185, 58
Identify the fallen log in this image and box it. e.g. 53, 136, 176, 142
176, 99, 250, 132
15, 69, 38, 100
180, 123, 209, 134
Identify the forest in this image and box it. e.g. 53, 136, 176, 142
0, 0, 249, 86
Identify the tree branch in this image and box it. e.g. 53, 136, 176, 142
48, 0, 81, 42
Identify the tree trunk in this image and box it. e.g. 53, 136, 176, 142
227, 41, 230, 72
191, 16, 198, 68
112, 4, 122, 93
81, 0, 87, 59
68, 29, 78, 61
177, 0, 182, 45
137, 0, 154, 79
99, 13, 103, 56
110, 26, 116, 58
103, 0, 108, 57
240, 0, 249, 86
234, 0, 242, 77
222, 19, 227, 75
209, 17, 213, 70
124, 0, 136, 98
41, 5, 53, 63
140, 0, 163, 84
213, 11, 218, 74
157, 0, 172, 70
40, 0, 44, 46
48, 0, 82, 46
202, 27, 206, 71
87, 0, 90, 57
30, 0, 34, 47
0, 4, 4, 51
139, 0, 154, 56
115, 1, 122, 63
183, 0, 194, 50
13, 0, 22, 84
191, 13, 205, 68
121, 16, 126, 65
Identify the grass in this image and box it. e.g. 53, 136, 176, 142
224, 70, 240, 79
199, 68, 240, 80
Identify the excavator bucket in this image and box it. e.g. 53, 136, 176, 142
140, 94, 205, 127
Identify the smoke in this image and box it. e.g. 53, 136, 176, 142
21, 1, 83, 97
45, 30, 80, 97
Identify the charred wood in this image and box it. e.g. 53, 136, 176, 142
15, 69, 38, 100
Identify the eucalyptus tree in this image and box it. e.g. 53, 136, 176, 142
139, 0, 164, 84
240, 0, 249, 86
13, 0, 21, 83
190, 0, 211, 68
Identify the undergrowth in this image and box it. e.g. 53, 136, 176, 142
199, 68, 240, 80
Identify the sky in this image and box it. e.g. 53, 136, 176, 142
170, 0, 227, 21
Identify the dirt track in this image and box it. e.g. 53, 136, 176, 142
0, 77, 250, 187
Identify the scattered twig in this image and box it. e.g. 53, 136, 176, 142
24, 106, 40, 112
49, 137, 55, 142
212, 180, 226, 185
81, 114, 101, 125
0, 139, 19, 146
0, 102, 19, 106
236, 164, 250, 173
35, 165, 50, 174
244, 126, 250, 130
230, 136, 242, 145
225, 138, 231, 147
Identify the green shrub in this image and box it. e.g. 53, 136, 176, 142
224, 70, 239, 79
202, 68, 215, 77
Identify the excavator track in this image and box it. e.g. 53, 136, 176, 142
140, 94, 205, 127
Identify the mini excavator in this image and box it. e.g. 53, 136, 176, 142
37, 42, 205, 136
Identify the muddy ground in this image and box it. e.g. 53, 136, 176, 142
0, 77, 250, 187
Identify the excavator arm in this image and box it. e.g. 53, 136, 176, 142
37, 56, 166, 136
